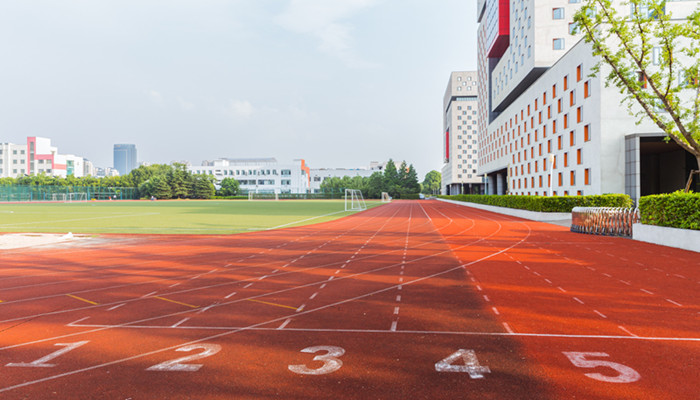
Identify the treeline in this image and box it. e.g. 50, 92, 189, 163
320, 159, 421, 199
0, 164, 219, 199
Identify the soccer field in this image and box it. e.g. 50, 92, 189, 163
0, 199, 383, 235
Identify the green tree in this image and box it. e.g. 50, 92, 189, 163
218, 177, 240, 196
191, 174, 216, 199
405, 164, 421, 193
422, 170, 442, 194
384, 159, 399, 187
167, 163, 190, 199
573, 0, 700, 181
139, 175, 171, 199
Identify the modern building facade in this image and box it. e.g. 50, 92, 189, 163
442, 71, 483, 195
0, 137, 88, 179
476, 0, 699, 202
113, 144, 137, 176
190, 158, 311, 194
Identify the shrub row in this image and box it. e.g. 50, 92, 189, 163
438, 194, 633, 213
638, 191, 700, 231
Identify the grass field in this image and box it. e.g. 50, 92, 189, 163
0, 199, 383, 235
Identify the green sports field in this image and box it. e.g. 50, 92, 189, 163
0, 200, 383, 235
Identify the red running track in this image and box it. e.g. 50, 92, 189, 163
0, 200, 697, 399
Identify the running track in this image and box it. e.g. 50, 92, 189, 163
0, 200, 697, 399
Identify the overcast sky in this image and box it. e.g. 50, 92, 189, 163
0, 0, 477, 178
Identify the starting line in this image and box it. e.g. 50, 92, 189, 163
65, 321, 700, 342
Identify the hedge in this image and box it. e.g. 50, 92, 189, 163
638, 191, 700, 231
438, 194, 633, 213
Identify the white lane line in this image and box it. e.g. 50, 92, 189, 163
635, 262, 644, 266
524, 266, 530, 270
277, 318, 292, 330
309, 292, 318, 300
665, 299, 683, 307
620, 258, 628, 262
602, 273, 612, 278
398, 277, 404, 283
168, 283, 180, 288
593, 310, 607, 319
398, 285, 402, 290
533, 272, 541, 276
258, 275, 268, 280
390, 320, 398, 332
396, 295, 401, 302
502, 323, 514, 334
224, 292, 237, 299
618, 325, 638, 337
296, 304, 306, 312
470, 277, 477, 282
197, 305, 214, 314
476, 285, 483, 291
243, 283, 253, 289
67, 317, 90, 326
141, 291, 157, 298
171, 318, 189, 328
492, 307, 500, 315
587, 267, 596, 271
483, 295, 490, 302
674, 274, 686, 279
327, 276, 334, 281
544, 279, 552, 284
640, 289, 654, 295
334, 270, 341, 274
107, 303, 126, 311
393, 307, 400, 315
619, 280, 631, 286
320, 284, 327, 289
557, 287, 567, 293
573, 297, 584, 304
515, 260, 522, 264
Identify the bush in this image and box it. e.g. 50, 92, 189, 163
399, 193, 422, 200
438, 194, 632, 213
639, 191, 700, 231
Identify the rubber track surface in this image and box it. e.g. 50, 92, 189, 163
0, 200, 697, 399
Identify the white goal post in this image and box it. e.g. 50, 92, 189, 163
344, 189, 366, 211
51, 193, 67, 202
381, 192, 391, 203
68, 193, 88, 203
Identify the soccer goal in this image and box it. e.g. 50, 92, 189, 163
51, 193, 67, 202
68, 193, 88, 203
344, 189, 366, 211
381, 192, 391, 203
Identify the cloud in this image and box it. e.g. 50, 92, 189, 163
147, 90, 164, 105
177, 96, 195, 111
227, 99, 255, 118
274, 0, 379, 68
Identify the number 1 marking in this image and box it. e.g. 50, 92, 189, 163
435, 349, 491, 379
6, 341, 89, 368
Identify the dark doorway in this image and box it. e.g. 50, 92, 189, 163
640, 137, 698, 195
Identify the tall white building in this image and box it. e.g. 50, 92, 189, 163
190, 158, 311, 194
442, 71, 483, 195
0, 137, 90, 179
477, 0, 699, 201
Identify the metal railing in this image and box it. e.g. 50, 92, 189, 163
571, 207, 640, 237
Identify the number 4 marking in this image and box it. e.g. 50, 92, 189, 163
563, 352, 641, 383
435, 349, 491, 379
6, 341, 89, 368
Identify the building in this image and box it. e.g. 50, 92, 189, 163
1, 137, 89, 179
442, 71, 483, 195
113, 144, 137, 176
309, 162, 385, 193
189, 158, 311, 194
476, 0, 699, 202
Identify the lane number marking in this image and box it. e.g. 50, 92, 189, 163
435, 349, 491, 379
562, 352, 640, 383
147, 344, 221, 372
6, 341, 89, 368
288, 346, 345, 375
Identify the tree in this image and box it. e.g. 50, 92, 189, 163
384, 159, 399, 187
218, 177, 240, 196
191, 174, 216, 199
422, 170, 441, 195
405, 164, 421, 193
573, 0, 700, 185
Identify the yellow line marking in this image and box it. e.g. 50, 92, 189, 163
154, 296, 198, 309
246, 299, 298, 310
66, 294, 99, 305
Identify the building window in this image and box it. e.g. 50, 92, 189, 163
564, 152, 569, 167
553, 8, 565, 19
577, 64, 582, 81
558, 135, 563, 150
569, 22, 578, 34
577, 107, 583, 123
564, 76, 569, 90
570, 171, 576, 185
564, 114, 569, 129
558, 172, 563, 186
570, 130, 576, 146
552, 84, 557, 98
585, 168, 591, 185
584, 124, 591, 141
577, 148, 583, 164
637, 71, 648, 88
553, 38, 565, 50
570, 90, 576, 106
584, 81, 591, 98
652, 47, 661, 65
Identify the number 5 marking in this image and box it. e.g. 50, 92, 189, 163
288, 345, 345, 375
147, 344, 221, 372
562, 352, 641, 383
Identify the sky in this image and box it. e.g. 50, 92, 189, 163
0, 0, 477, 179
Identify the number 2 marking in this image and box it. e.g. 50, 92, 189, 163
563, 352, 641, 383
288, 345, 345, 375
147, 344, 221, 372
6, 341, 90, 368
435, 349, 491, 379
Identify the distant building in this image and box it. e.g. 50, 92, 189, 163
309, 162, 386, 193
442, 71, 482, 195
0, 137, 89, 178
189, 158, 311, 194
113, 144, 137, 176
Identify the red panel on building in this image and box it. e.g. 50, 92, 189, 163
487, 0, 510, 58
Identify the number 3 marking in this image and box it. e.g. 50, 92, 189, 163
147, 344, 221, 372
563, 352, 641, 383
288, 345, 345, 375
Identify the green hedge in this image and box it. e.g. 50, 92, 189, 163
438, 194, 632, 213
400, 193, 422, 200
639, 191, 700, 231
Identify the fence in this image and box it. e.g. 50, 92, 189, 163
570, 207, 640, 237
0, 185, 138, 202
